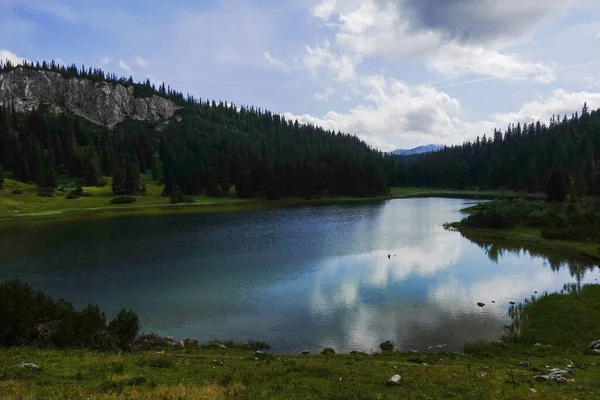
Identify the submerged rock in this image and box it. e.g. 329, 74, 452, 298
387, 375, 402, 386
509, 302, 516, 305
477, 302, 485, 307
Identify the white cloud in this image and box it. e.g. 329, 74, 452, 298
427, 43, 556, 83
303, 41, 359, 81
314, 87, 336, 102
264, 51, 289, 72
0, 49, 26, 65
100, 56, 110, 65
584, 76, 600, 89
118, 59, 132, 72
284, 72, 600, 151
135, 56, 148, 67
308, 0, 556, 84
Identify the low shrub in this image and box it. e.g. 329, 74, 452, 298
379, 340, 395, 351
65, 193, 79, 200
321, 347, 336, 356
79, 192, 93, 197
12, 189, 22, 194
37, 191, 53, 198
110, 196, 136, 205
0, 279, 139, 350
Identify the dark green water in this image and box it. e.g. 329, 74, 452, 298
0, 198, 597, 353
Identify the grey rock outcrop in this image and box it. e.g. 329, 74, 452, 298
0, 67, 179, 128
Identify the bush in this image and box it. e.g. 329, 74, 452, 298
12, 190, 22, 194
66, 193, 79, 200
79, 192, 93, 197
110, 196, 136, 204
0, 280, 138, 351
37, 190, 53, 198
107, 309, 140, 350
96, 178, 107, 187
321, 347, 336, 356
379, 340, 395, 351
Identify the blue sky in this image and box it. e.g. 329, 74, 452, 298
2, 0, 600, 150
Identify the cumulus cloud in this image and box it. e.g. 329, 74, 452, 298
100, 56, 110, 65
427, 44, 556, 83
307, 0, 558, 84
118, 59, 131, 72
388, 0, 579, 43
284, 74, 600, 151
0, 49, 26, 65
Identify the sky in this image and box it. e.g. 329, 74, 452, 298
1, 0, 600, 151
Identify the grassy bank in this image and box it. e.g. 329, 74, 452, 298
2, 285, 600, 399
455, 226, 600, 262
0, 178, 540, 224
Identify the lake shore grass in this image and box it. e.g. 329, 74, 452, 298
0, 178, 541, 225
451, 226, 600, 263
2, 285, 600, 399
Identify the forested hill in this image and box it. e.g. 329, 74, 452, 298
387, 104, 600, 194
0, 60, 389, 199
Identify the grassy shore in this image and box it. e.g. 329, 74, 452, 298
0, 177, 540, 224
2, 285, 600, 399
454, 226, 600, 262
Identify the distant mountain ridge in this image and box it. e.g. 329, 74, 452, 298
393, 144, 444, 156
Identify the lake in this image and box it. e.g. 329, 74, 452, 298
0, 198, 597, 353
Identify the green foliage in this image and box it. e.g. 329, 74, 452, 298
0, 163, 4, 189
546, 168, 568, 202
110, 196, 137, 204
0, 280, 138, 351
169, 185, 183, 204
379, 340, 395, 351
460, 198, 600, 243
36, 189, 54, 198
107, 309, 140, 350
321, 347, 336, 356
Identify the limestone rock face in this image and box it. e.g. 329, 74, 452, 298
0, 67, 179, 127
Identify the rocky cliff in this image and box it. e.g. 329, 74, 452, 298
0, 67, 179, 128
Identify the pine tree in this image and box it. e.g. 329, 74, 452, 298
546, 168, 568, 202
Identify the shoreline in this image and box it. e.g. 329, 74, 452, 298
0, 187, 540, 225
451, 225, 600, 263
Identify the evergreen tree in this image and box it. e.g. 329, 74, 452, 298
546, 168, 568, 202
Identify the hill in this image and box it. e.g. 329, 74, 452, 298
392, 144, 444, 156
0, 60, 389, 200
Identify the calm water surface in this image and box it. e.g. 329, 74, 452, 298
0, 198, 598, 353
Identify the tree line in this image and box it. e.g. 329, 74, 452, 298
0, 60, 389, 199
389, 103, 600, 196
2, 59, 600, 200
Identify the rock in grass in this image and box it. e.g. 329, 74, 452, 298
477, 302, 485, 307
301, 350, 310, 355
387, 375, 402, 386
589, 340, 600, 350
19, 363, 39, 369
534, 369, 570, 383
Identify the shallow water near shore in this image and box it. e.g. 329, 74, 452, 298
0, 198, 597, 353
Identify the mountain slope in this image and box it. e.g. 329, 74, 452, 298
393, 144, 443, 156
0, 66, 179, 128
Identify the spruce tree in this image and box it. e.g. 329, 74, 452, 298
546, 168, 568, 202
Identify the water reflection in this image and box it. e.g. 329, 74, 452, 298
0, 198, 598, 353
460, 231, 598, 282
